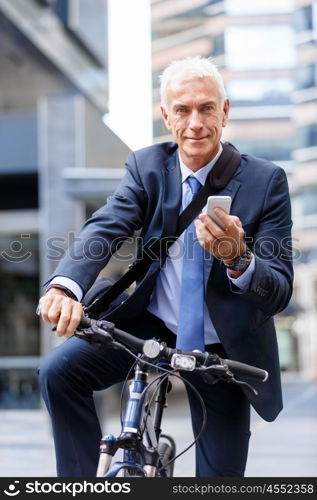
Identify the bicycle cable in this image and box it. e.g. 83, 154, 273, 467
111, 340, 180, 377
138, 370, 170, 437
110, 340, 208, 475
156, 371, 207, 475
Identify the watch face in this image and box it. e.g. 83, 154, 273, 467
233, 257, 249, 271
227, 249, 252, 271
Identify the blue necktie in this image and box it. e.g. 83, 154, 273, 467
176, 176, 205, 352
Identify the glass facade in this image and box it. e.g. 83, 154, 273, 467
234, 138, 292, 162
0, 233, 40, 408
0, 234, 39, 355
296, 64, 317, 90
0, 368, 40, 409
297, 123, 317, 149
227, 78, 293, 106
0, 0, 111, 408
295, 4, 313, 32
225, 25, 295, 70
152, 0, 215, 41
53, 0, 108, 65
292, 186, 317, 232
225, 0, 294, 16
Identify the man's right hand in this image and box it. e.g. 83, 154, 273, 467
38, 288, 84, 337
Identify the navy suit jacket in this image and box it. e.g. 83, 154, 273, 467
52, 142, 293, 422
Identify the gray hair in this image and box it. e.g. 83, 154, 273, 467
159, 56, 227, 111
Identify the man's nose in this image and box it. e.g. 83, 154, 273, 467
188, 111, 203, 130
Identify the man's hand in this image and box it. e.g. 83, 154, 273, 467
38, 288, 84, 337
195, 207, 246, 265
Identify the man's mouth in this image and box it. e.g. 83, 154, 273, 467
186, 136, 208, 141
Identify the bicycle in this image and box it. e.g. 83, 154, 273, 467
75, 316, 268, 478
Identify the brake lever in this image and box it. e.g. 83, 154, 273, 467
197, 365, 258, 396
196, 364, 229, 385
75, 324, 113, 347
229, 377, 258, 396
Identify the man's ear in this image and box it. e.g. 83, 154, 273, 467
222, 99, 230, 127
161, 106, 172, 131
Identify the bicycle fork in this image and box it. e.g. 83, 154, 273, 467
96, 362, 172, 477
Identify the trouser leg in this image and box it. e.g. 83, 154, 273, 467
38, 335, 134, 476
183, 370, 251, 477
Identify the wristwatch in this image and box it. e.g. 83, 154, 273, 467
222, 247, 253, 272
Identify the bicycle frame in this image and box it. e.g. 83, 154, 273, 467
74, 318, 268, 477
96, 358, 173, 477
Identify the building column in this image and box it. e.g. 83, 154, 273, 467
37, 94, 86, 355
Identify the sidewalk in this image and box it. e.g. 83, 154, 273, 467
0, 376, 316, 477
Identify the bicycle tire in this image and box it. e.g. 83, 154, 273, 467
158, 439, 176, 477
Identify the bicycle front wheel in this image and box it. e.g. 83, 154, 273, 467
158, 435, 176, 477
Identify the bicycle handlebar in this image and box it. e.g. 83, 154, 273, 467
76, 316, 268, 383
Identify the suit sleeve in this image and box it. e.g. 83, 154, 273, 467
47, 152, 147, 293
230, 166, 293, 316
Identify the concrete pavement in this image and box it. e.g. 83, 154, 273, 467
0, 375, 316, 477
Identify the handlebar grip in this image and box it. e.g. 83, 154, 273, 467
78, 316, 92, 329
224, 359, 268, 382
77, 317, 144, 352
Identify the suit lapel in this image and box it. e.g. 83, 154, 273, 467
161, 150, 182, 239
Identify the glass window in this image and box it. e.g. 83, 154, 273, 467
54, 0, 108, 65
293, 188, 317, 216
153, 118, 169, 138
226, 0, 294, 15
152, 1, 215, 41
0, 109, 37, 174
0, 369, 40, 409
297, 124, 317, 149
225, 25, 295, 70
295, 5, 313, 32
234, 139, 292, 162
227, 78, 293, 105
0, 234, 39, 356
296, 64, 316, 90
0, 174, 38, 210
212, 33, 225, 57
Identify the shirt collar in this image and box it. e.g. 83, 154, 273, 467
178, 144, 223, 186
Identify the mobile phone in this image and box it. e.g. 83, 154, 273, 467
206, 195, 232, 228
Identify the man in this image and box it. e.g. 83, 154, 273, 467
38, 56, 293, 477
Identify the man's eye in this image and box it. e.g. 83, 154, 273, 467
203, 105, 214, 112
176, 108, 187, 114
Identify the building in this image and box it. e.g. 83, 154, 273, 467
0, 0, 130, 408
152, 0, 295, 167
289, 0, 317, 377
151, 0, 315, 373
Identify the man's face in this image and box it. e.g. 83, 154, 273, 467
161, 77, 230, 171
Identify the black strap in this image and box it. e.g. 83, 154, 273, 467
86, 142, 241, 315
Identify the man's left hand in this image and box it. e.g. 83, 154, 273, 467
195, 208, 246, 263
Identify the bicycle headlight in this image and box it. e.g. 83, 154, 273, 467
171, 353, 196, 371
